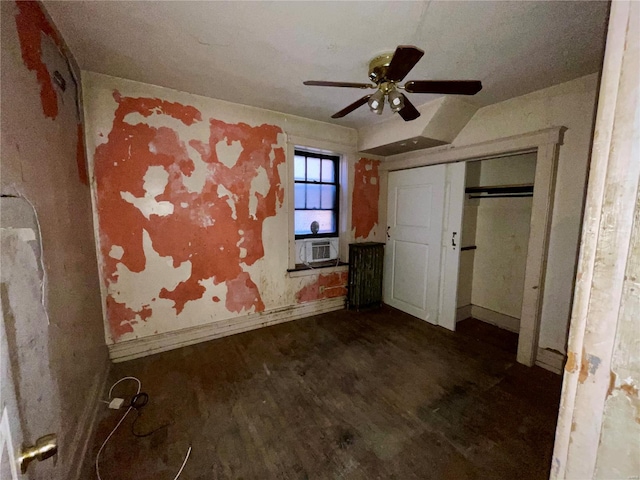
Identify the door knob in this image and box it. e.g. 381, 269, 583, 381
19, 433, 57, 474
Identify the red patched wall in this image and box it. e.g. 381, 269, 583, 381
296, 272, 349, 303
352, 157, 381, 240
93, 91, 286, 340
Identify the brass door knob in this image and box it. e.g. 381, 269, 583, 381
19, 433, 57, 474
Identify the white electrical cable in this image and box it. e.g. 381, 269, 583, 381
329, 240, 340, 267
96, 377, 140, 480
96, 376, 191, 480
173, 447, 192, 480
8, 186, 50, 325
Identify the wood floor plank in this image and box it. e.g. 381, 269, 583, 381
89, 307, 561, 480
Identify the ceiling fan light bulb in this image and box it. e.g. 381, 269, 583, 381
368, 89, 385, 114
388, 90, 405, 113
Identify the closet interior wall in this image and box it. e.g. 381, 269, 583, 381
457, 153, 537, 333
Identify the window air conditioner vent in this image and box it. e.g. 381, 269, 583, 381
311, 241, 331, 261
297, 238, 339, 264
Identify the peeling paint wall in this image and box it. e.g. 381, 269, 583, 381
552, 2, 640, 477
83, 73, 357, 345
296, 272, 349, 304
1, 1, 108, 477
352, 158, 381, 241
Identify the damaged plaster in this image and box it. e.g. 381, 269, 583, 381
352, 158, 380, 240
93, 91, 286, 340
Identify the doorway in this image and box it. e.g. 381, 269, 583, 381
381, 127, 563, 367
456, 153, 536, 354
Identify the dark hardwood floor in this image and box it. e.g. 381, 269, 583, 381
456, 317, 520, 355
89, 307, 562, 480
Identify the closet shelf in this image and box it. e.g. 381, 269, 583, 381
465, 183, 533, 199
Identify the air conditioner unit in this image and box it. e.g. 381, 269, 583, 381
298, 238, 339, 264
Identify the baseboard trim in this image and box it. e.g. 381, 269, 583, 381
69, 357, 109, 480
456, 305, 473, 322
470, 305, 520, 333
535, 347, 565, 375
108, 297, 346, 363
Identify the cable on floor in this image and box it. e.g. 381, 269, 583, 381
129, 391, 171, 438
95, 376, 191, 480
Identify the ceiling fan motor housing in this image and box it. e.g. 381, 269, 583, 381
368, 53, 394, 83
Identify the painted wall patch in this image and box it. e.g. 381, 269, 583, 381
352, 158, 380, 239
94, 92, 285, 340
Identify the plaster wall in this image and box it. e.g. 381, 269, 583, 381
471, 154, 535, 320
454, 73, 599, 353
83, 73, 364, 346
457, 154, 535, 322
352, 157, 382, 242
0, 1, 108, 477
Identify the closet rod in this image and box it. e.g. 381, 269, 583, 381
469, 193, 533, 199
465, 183, 534, 195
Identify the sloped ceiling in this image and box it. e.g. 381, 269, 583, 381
43, 1, 608, 129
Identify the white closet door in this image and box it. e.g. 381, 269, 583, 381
384, 165, 446, 323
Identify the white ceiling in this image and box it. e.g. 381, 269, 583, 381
43, 1, 609, 129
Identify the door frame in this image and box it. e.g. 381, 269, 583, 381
381, 127, 565, 366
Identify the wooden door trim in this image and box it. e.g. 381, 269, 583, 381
382, 127, 565, 366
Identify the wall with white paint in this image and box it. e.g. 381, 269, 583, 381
1, 2, 108, 477
457, 154, 535, 330
83, 72, 362, 349
455, 73, 599, 353
471, 154, 535, 321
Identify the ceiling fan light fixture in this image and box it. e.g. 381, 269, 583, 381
305, 45, 482, 122
388, 89, 405, 113
368, 89, 385, 114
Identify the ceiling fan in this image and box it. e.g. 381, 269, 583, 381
304, 45, 482, 121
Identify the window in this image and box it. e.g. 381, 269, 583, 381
294, 150, 339, 238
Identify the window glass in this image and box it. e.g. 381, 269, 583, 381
322, 159, 335, 183
294, 210, 336, 235
294, 155, 306, 180
293, 149, 339, 239
306, 184, 321, 209
306, 157, 321, 182
294, 184, 306, 209
321, 184, 336, 209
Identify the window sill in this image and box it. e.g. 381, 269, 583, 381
287, 261, 348, 278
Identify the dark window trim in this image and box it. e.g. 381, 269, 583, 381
294, 149, 340, 239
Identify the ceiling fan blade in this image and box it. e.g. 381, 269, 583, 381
385, 46, 425, 82
331, 95, 371, 118
304, 80, 374, 89
404, 80, 483, 95
397, 94, 420, 121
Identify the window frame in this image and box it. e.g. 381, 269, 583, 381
293, 149, 340, 239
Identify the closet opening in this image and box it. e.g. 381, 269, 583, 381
455, 152, 536, 356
